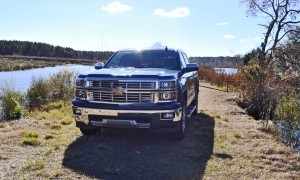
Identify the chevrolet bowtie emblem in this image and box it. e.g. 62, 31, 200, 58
113, 87, 126, 95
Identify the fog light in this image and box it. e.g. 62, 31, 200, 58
161, 113, 175, 119
74, 109, 82, 115
159, 92, 177, 101
163, 93, 171, 100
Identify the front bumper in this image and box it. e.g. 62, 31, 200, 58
73, 107, 182, 132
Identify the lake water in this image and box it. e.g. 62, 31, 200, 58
0, 66, 238, 94
0, 65, 94, 94
215, 67, 237, 74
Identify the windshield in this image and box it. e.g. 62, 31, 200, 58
104, 50, 180, 70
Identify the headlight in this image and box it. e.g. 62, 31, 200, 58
159, 92, 177, 101
159, 81, 177, 89
75, 89, 86, 99
76, 78, 85, 88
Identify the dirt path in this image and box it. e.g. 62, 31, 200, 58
0, 81, 299, 179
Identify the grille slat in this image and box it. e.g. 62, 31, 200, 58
89, 81, 155, 89
87, 80, 155, 103
89, 92, 152, 103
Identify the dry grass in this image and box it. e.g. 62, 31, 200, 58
0, 101, 81, 179
0, 83, 299, 179
199, 82, 300, 179
24, 160, 45, 171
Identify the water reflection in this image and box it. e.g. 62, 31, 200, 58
0, 65, 93, 93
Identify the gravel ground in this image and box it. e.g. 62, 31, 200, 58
0, 81, 299, 179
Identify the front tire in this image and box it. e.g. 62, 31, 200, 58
173, 104, 187, 140
80, 128, 100, 136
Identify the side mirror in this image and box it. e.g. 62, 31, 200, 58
183, 63, 199, 72
95, 62, 104, 69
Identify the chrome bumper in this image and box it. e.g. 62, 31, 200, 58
73, 107, 182, 129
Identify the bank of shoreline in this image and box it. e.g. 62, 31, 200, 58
199, 81, 299, 179
0, 55, 100, 72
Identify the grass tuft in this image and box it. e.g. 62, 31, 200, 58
61, 117, 72, 125
22, 137, 41, 146
0, 122, 4, 128
21, 130, 39, 138
233, 132, 242, 139
25, 160, 45, 171
45, 134, 54, 139
51, 142, 61, 150
44, 121, 51, 125
50, 123, 62, 130
43, 149, 53, 156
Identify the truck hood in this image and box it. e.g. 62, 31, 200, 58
83, 68, 179, 79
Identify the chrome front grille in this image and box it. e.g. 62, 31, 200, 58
86, 80, 156, 103
89, 91, 153, 103
89, 81, 155, 89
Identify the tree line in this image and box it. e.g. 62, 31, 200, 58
0, 40, 114, 60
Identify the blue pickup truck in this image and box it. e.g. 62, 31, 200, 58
72, 47, 199, 139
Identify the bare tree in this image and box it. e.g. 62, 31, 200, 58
242, 0, 300, 67
275, 26, 300, 76
239, 0, 300, 122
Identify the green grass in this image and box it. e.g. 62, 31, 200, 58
45, 134, 54, 139
22, 137, 41, 146
61, 117, 72, 125
0, 83, 24, 120
50, 123, 62, 130
44, 121, 51, 125
21, 130, 39, 138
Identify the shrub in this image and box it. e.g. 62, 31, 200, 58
25, 77, 49, 109
236, 62, 284, 121
198, 66, 241, 91
275, 90, 300, 148
0, 83, 24, 120
47, 70, 77, 100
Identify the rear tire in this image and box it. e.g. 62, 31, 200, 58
80, 128, 100, 136
173, 104, 187, 140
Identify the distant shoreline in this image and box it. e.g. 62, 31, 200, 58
0, 55, 104, 72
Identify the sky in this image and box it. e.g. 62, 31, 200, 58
0, 0, 267, 57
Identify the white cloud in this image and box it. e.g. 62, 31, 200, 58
240, 36, 262, 43
216, 22, 228, 26
223, 34, 235, 39
154, 7, 190, 18
101, 2, 132, 14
